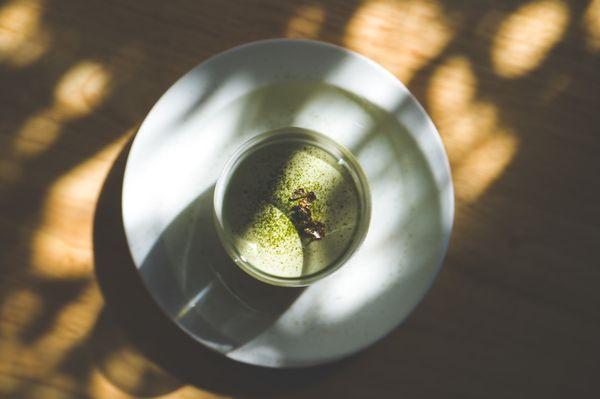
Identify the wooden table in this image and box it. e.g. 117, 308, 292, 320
1, 0, 599, 397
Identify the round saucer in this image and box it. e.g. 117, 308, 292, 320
122, 39, 454, 368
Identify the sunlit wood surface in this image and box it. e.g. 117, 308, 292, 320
1, 0, 599, 398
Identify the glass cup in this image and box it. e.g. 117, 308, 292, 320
213, 127, 371, 287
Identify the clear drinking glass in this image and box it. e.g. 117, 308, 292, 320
213, 127, 371, 287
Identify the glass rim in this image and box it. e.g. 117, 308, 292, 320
213, 127, 371, 287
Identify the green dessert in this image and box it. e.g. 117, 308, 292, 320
222, 135, 360, 278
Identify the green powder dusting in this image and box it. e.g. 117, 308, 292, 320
223, 135, 360, 278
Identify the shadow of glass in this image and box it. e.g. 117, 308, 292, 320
93, 138, 342, 396
140, 182, 305, 352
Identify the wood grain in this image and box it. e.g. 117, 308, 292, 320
1, 0, 599, 397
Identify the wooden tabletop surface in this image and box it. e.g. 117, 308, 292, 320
1, 0, 599, 397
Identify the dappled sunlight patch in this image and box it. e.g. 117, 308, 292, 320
11, 59, 113, 160
428, 56, 518, 203
285, 3, 325, 39
344, 0, 455, 83
441, 101, 501, 163
454, 132, 518, 203
22, 378, 80, 399
31, 134, 131, 278
31, 228, 92, 279
97, 350, 155, 394
12, 109, 62, 157
54, 60, 113, 118
42, 135, 126, 203
428, 56, 489, 159
0, 0, 50, 67
88, 370, 135, 399
583, 0, 600, 52
0, 288, 43, 338
0, 375, 80, 399
94, 343, 182, 397
0, 282, 100, 395
428, 56, 476, 114
28, 282, 101, 358
492, 0, 569, 78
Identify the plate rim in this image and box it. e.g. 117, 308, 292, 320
121, 38, 455, 368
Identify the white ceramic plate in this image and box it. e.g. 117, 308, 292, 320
122, 39, 454, 368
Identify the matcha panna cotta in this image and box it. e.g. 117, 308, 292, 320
213, 128, 371, 286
